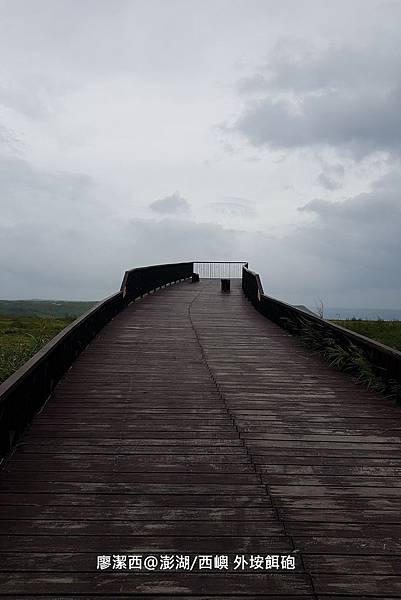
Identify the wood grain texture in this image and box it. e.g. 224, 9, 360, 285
1, 279, 400, 597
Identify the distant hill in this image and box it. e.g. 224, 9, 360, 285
0, 300, 97, 318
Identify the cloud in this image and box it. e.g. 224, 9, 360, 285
238, 37, 401, 95
209, 197, 256, 217
1, 1, 400, 311
0, 156, 94, 222
316, 173, 341, 191
231, 37, 401, 158
149, 191, 191, 215
0, 157, 244, 299
0, 124, 23, 155
316, 163, 345, 190
233, 88, 401, 157
0, 155, 111, 299
0, 83, 50, 119
2, 152, 400, 308
287, 170, 401, 294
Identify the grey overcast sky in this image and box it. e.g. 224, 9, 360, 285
1, 0, 401, 307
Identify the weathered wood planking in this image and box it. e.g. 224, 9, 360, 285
0, 279, 401, 597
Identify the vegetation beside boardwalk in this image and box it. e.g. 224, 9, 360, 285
0, 316, 76, 384
289, 317, 401, 403
0, 301, 97, 385
330, 319, 401, 352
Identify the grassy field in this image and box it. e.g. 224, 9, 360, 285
330, 319, 401, 352
0, 315, 77, 384
0, 300, 96, 385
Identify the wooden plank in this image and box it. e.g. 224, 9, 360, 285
271, 497, 401, 510
0, 493, 271, 508
0, 573, 312, 595
261, 475, 401, 487
247, 440, 401, 450
0, 482, 264, 494
1, 472, 260, 485
0, 519, 284, 536
252, 447, 401, 458
258, 465, 401, 475
14, 439, 245, 448
294, 537, 401, 554
255, 455, 401, 466
23, 430, 239, 439
304, 554, 401, 574
269, 485, 401, 498
0, 507, 276, 521
0, 534, 292, 553
278, 509, 401, 523
312, 574, 401, 595
286, 522, 401, 537
0, 597, 315, 600
6, 459, 253, 473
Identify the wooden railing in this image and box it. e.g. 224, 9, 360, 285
0, 262, 193, 460
242, 266, 401, 394
121, 262, 193, 300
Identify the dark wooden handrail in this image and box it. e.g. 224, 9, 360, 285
121, 262, 193, 300
242, 266, 401, 390
0, 261, 194, 460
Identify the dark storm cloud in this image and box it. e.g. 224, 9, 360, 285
232, 38, 401, 157
149, 192, 191, 215
242, 168, 401, 308
294, 171, 401, 289
238, 38, 401, 94
234, 88, 401, 156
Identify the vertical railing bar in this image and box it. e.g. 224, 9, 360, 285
192, 261, 247, 278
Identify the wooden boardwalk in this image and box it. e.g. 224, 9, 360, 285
1, 278, 401, 598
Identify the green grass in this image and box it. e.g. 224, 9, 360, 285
0, 300, 96, 384
286, 315, 401, 403
0, 315, 77, 384
330, 319, 401, 352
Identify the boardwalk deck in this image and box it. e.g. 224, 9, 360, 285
1, 279, 401, 598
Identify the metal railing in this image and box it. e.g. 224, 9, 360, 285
194, 261, 248, 279
0, 261, 193, 460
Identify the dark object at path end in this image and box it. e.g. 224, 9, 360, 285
221, 278, 231, 293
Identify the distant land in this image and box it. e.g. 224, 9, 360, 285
1, 299, 400, 385
0, 300, 97, 319
320, 307, 401, 321
1, 300, 400, 321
